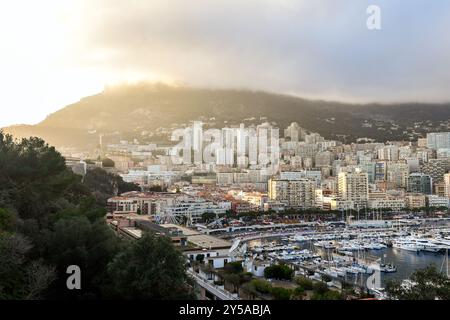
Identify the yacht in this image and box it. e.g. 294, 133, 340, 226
411, 237, 441, 253
430, 238, 450, 251
421, 242, 442, 253
392, 241, 421, 253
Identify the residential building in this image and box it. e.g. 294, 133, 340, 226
407, 173, 432, 194
268, 178, 316, 209
337, 168, 369, 209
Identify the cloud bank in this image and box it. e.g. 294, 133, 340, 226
1, 0, 450, 127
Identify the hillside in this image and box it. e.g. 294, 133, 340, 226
4, 84, 450, 150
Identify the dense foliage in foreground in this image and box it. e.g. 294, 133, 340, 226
0, 132, 195, 300
385, 266, 450, 300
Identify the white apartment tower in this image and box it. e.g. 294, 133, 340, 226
338, 168, 369, 209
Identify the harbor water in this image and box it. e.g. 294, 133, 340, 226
368, 247, 449, 285
250, 237, 449, 286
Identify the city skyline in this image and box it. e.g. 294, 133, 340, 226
2, 1, 450, 305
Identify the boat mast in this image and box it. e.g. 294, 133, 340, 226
445, 247, 449, 278
440, 248, 449, 278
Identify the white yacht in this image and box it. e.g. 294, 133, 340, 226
430, 238, 450, 251
392, 240, 422, 252
411, 237, 441, 253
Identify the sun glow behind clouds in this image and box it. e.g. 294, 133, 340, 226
1, 0, 450, 127
0, 0, 169, 127
0, 1, 97, 126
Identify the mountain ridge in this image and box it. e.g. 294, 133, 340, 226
4, 84, 450, 150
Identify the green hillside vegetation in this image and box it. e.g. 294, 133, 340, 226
4, 84, 450, 149
0, 132, 194, 300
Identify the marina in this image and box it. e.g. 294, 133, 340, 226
240, 223, 450, 293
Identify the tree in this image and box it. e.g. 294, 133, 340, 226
312, 281, 329, 295
385, 265, 450, 300
264, 264, 294, 280
0, 133, 80, 221
224, 261, 243, 274
270, 287, 293, 300
0, 133, 194, 300
291, 286, 306, 300
41, 215, 121, 299
82, 167, 140, 206
201, 212, 216, 223
311, 289, 343, 300
101, 158, 115, 168
224, 273, 241, 293
241, 278, 272, 298
195, 254, 205, 263
0, 233, 55, 299
251, 279, 272, 294
0, 208, 17, 232
295, 276, 313, 290
106, 233, 195, 299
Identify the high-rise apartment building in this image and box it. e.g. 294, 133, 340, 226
268, 178, 315, 209
427, 132, 450, 150
407, 173, 432, 194
337, 168, 369, 209
378, 145, 399, 161
420, 159, 447, 183
386, 162, 409, 188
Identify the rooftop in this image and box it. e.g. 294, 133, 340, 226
160, 224, 232, 249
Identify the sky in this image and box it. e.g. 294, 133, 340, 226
1, 0, 450, 128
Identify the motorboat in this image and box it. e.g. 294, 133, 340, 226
380, 263, 397, 273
